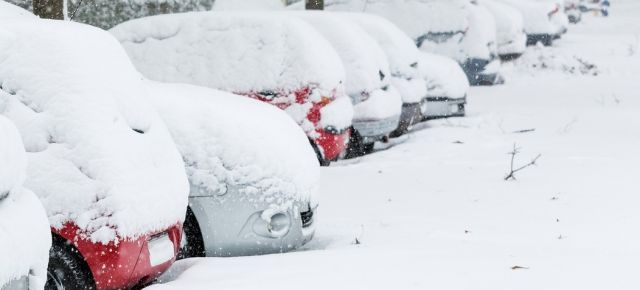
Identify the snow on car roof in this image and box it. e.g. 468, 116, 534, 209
0, 116, 50, 289
496, 0, 558, 34
0, 19, 189, 243
110, 11, 345, 96
481, 0, 525, 44
0, 0, 34, 20
323, 0, 470, 39
289, 11, 392, 97
418, 52, 470, 99
145, 82, 320, 207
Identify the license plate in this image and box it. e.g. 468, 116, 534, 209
148, 233, 175, 267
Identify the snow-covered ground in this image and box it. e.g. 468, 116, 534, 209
146, 2, 640, 290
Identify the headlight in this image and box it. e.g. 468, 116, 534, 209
253, 212, 291, 239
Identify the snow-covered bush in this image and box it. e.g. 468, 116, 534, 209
145, 81, 319, 209
0, 116, 50, 290
512, 45, 599, 76
0, 18, 189, 243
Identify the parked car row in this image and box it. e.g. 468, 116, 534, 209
0, 0, 589, 289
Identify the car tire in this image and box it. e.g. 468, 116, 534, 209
46, 238, 95, 290
345, 129, 374, 159
309, 139, 331, 167
178, 207, 206, 259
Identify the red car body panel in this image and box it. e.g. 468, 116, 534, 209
53, 223, 182, 290
245, 86, 350, 162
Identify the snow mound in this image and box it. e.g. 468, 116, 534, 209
145, 82, 319, 207
214, 0, 284, 10
0, 116, 50, 290
0, 0, 34, 20
512, 45, 600, 76
344, 12, 428, 104
419, 52, 470, 99
0, 19, 189, 243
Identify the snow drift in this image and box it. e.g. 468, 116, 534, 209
0, 19, 189, 243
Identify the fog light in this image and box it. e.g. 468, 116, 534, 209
253, 212, 291, 238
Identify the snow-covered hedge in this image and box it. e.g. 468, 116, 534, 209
145, 82, 320, 207
111, 11, 351, 136
0, 19, 189, 243
418, 53, 470, 99
0, 116, 50, 290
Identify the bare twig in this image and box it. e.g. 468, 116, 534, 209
512, 128, 536, 134
505, 144, 542, 181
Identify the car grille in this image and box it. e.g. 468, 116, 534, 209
301, 209, 314, 228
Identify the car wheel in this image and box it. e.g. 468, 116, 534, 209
345, 129, 374, 159
46, 240, 95, 290
309, 139, 331, 167
178, 207, 206, 259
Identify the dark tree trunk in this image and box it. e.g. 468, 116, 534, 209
305, 0, 324, 10
33, 0, 64, 19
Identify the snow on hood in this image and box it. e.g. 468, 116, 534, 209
214, 0, 285, 10
496, 0, 558, 34
481, 0, 526, 46
290, 11, 392, 99
341, 12, 428, 103
0, 0, 34, 20
0, 19, 190, 243
0, 116, 50, 289
418, 52, 470, 99
111, 11, 345, 99
144, 82, 320, 207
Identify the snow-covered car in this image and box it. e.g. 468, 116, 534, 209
145, 82, 319, 257
497, 0, 567, 46
579, 0, 610, 17
341, 12, 428, 136
564, 0, 583, 23
0, 117, 50, 290
111, 12, 353, 166
0, 17, 189, 290
480, 0, 527, 60
321, 0, 503, 86
293, 11, 402, 157
418, 52, 471, 120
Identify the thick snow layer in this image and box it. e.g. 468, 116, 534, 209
214, 0, 284, 10
353, 86, 403, 121
0, 0, 34, 19
111, 12, 344, 100
290, 12, 391, 98
342, 12, 427, 103
419, 52, 470, 99
0, 117, 50, 290
144, 82, 319, 208
0, 19, 189, 243
463, 3, 499, 60
481, 0, 527, 55
497, 0, 559, 34
319, 96, 354, 130
324, 0, 470, 60
145, 3, 640, 289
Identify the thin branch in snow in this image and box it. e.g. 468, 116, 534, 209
504, 144, 541, 181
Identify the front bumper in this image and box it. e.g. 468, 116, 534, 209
54, 223, 181, 290
189, 194, 316, 257
313, 128, 350, 162
352, 114, 401, 144
422, 96, 467, 120
461, 58, 504, 86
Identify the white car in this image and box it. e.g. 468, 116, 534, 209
480, 0, 527, 60
418, 52, 471, 120
292, 11, 403, 157
111, 12, 353, 165
0, 14, 189, 290
0, 117, 50, 290
340, 12, 428, 135
497, 0, 567, 46
145, 82, 320, 257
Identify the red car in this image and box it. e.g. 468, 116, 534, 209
111, 12, 354, 166
0, 10, 190, 290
